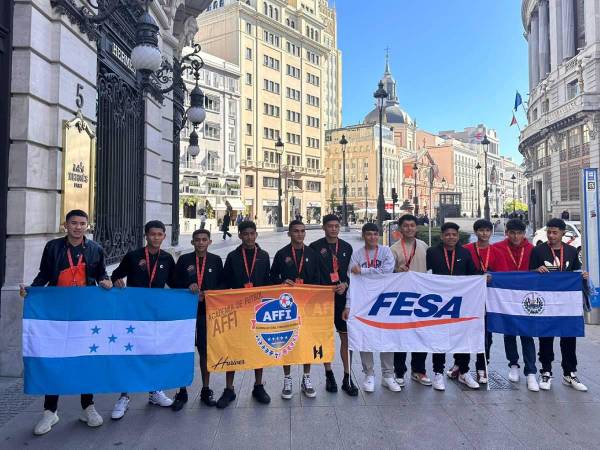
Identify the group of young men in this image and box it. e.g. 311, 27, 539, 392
24, 209, 589, 437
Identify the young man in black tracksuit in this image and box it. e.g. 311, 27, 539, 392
530, 218, 589, 392
110, 220, 177, 419
309, 214, 357, 396
426, 222, 480, 391
22, 209, 112, 435
216, 220, 272, 408
270, 220, 320, 400
173, 228, 224, 410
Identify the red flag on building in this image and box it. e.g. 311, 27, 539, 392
510, 113, 518, 127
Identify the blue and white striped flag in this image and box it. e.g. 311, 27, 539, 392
487, 272, 584, 337
23, 287, 197, 395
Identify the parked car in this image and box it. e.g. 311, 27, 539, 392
533, 220, 582, 262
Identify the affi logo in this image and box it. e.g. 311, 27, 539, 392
522, 292, 545, 315
358, 291, 477, 329
251, 293, 300, 359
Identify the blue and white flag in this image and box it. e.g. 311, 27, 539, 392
23, 287, 197, 395
486, 272, 584, 337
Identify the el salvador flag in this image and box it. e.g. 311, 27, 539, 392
486, 272, 584, 337
23, 287, 197, 395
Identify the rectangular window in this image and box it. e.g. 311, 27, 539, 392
286, 87, 301, 101
245, 47, 252, 60
263, 30, 281, 47
204, 96, 220, 113
246, 147, 253, 160
306, 94, 320, 107
245, 22, 252, 34
306, 181, 321, 192
204, 122, 220, 140
246, 73, 252, 85
286, 132, 300, 145
263, 127, 280, 140
306, 73, 320, 86
263, 79, 280, 94
286, 64, 300, 78
246, 98, 252, 111
307, 115, 320, 128
245, 174, 254, 187
567, 79, 579, 100
306, 137, 320, 148
263, 177, 279, 188
263, 103, 280, 117
263, 55, 280, 71
246, 123, 252, 136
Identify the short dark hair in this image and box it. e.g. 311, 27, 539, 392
441, 222, 459, 233
65, 209, 88, 222
505, 219, 526, 232
322, 214, 340, 225
362, 222, 379, 234
144, 220, 165, 234
473, 219, 493, 231
288, 220, 305, 231
238, 220, 257, 232
546, 218, 566, 230
192, 229, 211, 239
398, 214, 418, 226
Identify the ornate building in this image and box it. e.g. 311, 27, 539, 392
520, 0, 600, 227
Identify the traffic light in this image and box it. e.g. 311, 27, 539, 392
391, 188, 398, 204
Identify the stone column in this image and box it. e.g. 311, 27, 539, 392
531, 11, 540, 87
539, 0, 550, 79
528, 31, 534, 91
562, 0, 576, 60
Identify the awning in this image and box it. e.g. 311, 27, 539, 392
214, 203, 228, 211
225, 197, 244, 210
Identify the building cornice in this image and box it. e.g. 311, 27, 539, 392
521, 0, 538, 31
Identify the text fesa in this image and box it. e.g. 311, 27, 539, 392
368, 292, 463, 318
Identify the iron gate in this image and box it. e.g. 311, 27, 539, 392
94, 1, 144, 265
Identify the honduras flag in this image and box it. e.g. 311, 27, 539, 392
486, 272, 584, 337
23, 287, 197, 395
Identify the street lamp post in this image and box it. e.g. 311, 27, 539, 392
340, 134, 348, 228
275, 137, 284, 229
510, 173, 517, 215
413, 162, 419, 216
374, 81, 388, 232
482, 135, 491, 221
475, 162, 481, 217
428, 166, 434, 246
364, 175, 368, 222
290, 168, 295, 221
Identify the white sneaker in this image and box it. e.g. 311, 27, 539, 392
526, 374, 540, 392
301, 374, 316, 398
362, 375, 375, 392
111, 395, 130, 420
395, 376, 405, 387
539, 372, 552, 390
411, 372, 432, 386
382, 377, 402, 392
281, 375, 293, 399
562, 372, 588, 392
79, 405, 103, 427
477, 370, 488, 384
508, 365, 520, 382
432, 372, 445, 391
33, 410, 59, 435
149, 390, 173, 407
446, 365, 459, 379
458, 372, 480, 389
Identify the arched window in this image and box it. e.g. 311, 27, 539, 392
286, 18, 290, 26
310, 29, 314, 39
274, 8, 278, 21
263, 2, 267, 14
291, 20, 295, 29
269, 5, 273, 18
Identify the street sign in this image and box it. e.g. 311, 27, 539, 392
581, 168, 600, 309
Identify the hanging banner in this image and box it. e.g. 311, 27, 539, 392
582, 168, 600, 307
205, 285, 335, 372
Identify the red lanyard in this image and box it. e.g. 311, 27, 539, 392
444, 248, 456, 275
475, 244, 490, 272
549, 243, 564, 271
330, 240, 339, 273
506, 245, 525, 270
66, 248, 83, 284
401, 239, 416, 269
145, 247, 160, 287
291, 245, 304, 277
195, 253, 207, 289
242, 247, 258, 283
365, 246, 379, 268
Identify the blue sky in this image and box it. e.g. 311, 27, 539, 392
335, 0, 527, 162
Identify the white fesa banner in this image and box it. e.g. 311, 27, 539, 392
347, 272, 486, 353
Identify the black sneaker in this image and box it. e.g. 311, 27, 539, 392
171, 390, 188, 411
325, 371, 338, 393
216, 388, 236, 409
252, 384, 271, 404
341, 378, 359, 397
200, 387, 217, 407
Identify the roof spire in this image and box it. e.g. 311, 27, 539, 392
384, 46, 391, 74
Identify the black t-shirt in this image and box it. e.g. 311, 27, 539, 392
529, 243, 581, 272
270, 244, 320, 285
111, 247, 176, 288
174, 251, 224, 290
223, 245, 271, 289
309, 237, 353, 286
426, 244, 478, 276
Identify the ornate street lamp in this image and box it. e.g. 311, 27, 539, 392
290, 168, 296, 221
510, 173, 517, 215
275, 137, 284, 229
475, 162, 482, 218
364, 175, 369, 223
412, 162, 419, 216
470, 183, 475, 217
482, 134, 491, 221
373, 81, 388, 231
340, 134, 349, 227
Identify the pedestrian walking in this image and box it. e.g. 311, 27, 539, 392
221, 211, 232, 240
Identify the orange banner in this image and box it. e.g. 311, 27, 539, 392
205, 285, 335, 372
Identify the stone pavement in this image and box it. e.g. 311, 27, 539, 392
3, 229, 600, 449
